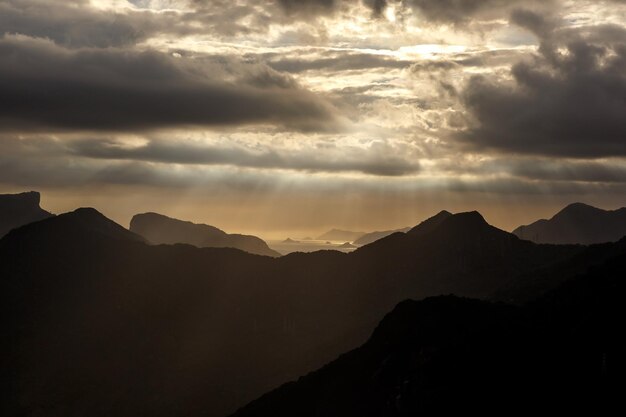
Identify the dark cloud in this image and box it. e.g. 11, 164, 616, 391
0, 0, 164, 48
507, 159, 626, 184
401, 0, 551, 25
0, 0, 279, 49
443, 176, 626, 195
69, 137, 421, 176
364, 0, 388, 16
278, 0, 338, 14
458, 17, 626, 158
0, 35, 339, 132
276, 0, 389, 18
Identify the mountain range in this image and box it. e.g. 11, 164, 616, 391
1, 193, 625, 416
230, 243, 623, 415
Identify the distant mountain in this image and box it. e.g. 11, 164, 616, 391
130, 212, 280, 257
338, 242, 356, 249
1, 208, 601, 417
283, 238, 299, 244
316, 229, 365, 242
353, 227, 410, 246
0, 191, 53, 237
230, 243, 624, 416
513, 202, 626, 244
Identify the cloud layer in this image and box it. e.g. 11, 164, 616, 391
0, 35, 338, 132
1, 0, 626, 232
460, 16, 626, 158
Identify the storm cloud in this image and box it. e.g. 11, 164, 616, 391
0, 35, 339, 132
459, 15, 626, 158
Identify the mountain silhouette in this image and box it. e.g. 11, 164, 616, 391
353, 227, 410, 245
316, 228, 365, 242
230, 243, 624, 416
0, 191, 53, 237
1, 207, 610, 417
130, 212, 280, 257
406, 209, 452, 237
513, 202, 626, 244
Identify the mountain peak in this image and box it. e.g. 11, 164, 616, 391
513, 202, 626, 244
1, 206, 144, 245
10, 190, 41, 204
0, 190, 54, 237
431, 211, 495, 238
69, 207, 108, 219
450, 210, 487, 225
555, 202, 603, 218
407, 209, 453, 237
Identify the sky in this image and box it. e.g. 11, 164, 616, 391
1, 0, 625, 238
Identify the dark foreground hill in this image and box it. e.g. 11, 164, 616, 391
231, 243, 625, 416
0, 208, 613, 417
513, 202, 626, 244
130, 212, 280, 257
0, 191, 53, 237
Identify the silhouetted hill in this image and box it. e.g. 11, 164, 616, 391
130, 212, 280, 257
513, 202, 626, 244
1, 209, 608, 417
493, 237, 626, 304
0, 191, 53, 237
353, 210, 576, 298
3, 207, 146, 245
406, 209, 452, 236
316, 228, 365, 242
353, 227, 410, 245
230, 244, 625, 416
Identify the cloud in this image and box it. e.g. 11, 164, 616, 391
506, 159, 626, 183
0, 35, 339, 132
0, 0, 163, 48
267, 51, 412, 73
70, 137, 421, 176
277, 0, 338, 15
382, 0, 552, 25
458, 16, 626, 158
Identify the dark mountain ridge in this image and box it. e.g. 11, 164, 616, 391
513, 202, 626, 244
130, 212, 280, 257
230, 241, 625, 416
0, 207, 603, 417
0, 191, 54, 237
